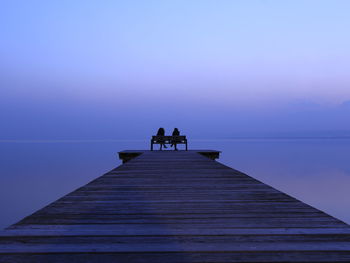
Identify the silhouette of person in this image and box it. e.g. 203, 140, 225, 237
172, 128, 180, 136
156, 127, 167, 150
157, 127, 165, 136
171, 128, 180, 150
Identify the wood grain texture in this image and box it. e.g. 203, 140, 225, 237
1, 150, 349, 262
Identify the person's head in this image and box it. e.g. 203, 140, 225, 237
172, 128, 180, 135
157, 127, 165, 135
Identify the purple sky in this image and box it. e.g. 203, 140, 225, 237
1, 0, 350, 139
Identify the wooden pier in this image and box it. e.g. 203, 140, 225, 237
1, 150, 350, 262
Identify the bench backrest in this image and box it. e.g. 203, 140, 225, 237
151, 135, 187, 143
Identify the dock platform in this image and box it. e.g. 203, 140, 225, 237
1, 150, 350, 262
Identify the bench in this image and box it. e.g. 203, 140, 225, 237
151, 136, 188, 151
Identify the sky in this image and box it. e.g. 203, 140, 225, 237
1, 0, 350, 139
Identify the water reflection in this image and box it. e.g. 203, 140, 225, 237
0, 139, 349, 229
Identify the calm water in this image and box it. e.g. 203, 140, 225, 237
1, 139, 350, 229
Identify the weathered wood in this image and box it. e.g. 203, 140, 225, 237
2, 252, 350, 263
3, 227, 350, 236
1, 150, 350, 262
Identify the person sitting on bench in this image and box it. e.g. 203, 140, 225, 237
171, 128, 180, 150
156, 127, 167, 150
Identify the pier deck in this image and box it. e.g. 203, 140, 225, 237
1, 150, 350, 262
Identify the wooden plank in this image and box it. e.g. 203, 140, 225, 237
3, 227, 350, 236
2, 242, 350, 254
14, 221, 345, 229
2, 252, 350, 263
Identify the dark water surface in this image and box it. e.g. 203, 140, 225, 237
1, 139, 349, 229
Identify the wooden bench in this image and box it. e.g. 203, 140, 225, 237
151, 135, 188, 151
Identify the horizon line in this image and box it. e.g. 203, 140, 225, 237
1, 136, 350, 143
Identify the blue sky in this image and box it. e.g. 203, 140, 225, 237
1, 0, 350, 139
